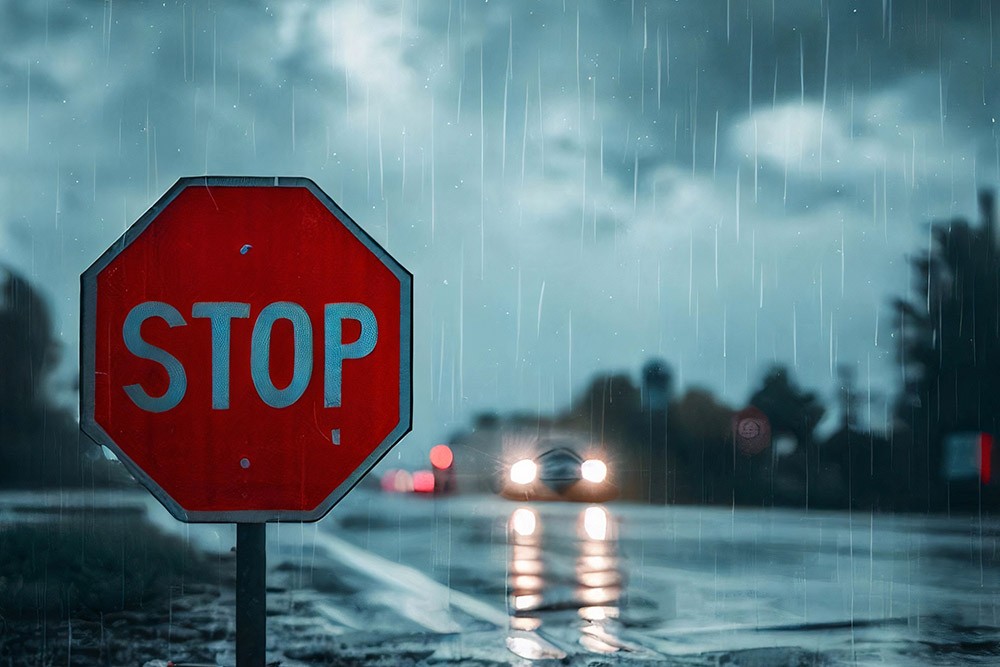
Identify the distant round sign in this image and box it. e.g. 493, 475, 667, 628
732, 406, 771, 456
81, 177, 412, 522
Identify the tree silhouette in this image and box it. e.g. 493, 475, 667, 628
0, 267, 57, 419
894, 192, 1000, 510
669, 388, 734, 503
822, 365, 895, 510
748, 366, 824, 448
745, 365, 838, 506
0, 266, 118, 488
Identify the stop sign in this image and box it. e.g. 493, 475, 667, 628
81, 177, 412, 522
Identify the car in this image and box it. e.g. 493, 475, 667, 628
499, 434, 618, 502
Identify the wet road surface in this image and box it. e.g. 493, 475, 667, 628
4, 489, 1000, 665
324, 490, 1000, 665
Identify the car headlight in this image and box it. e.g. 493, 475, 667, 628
580, 459, 607, 483
510, 459, 537, 485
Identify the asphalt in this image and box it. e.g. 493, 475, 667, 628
3, 488, 1000, 665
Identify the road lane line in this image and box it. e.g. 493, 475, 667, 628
311, 530, 510, 630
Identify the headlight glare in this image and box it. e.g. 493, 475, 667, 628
510, 459, 537, 485
581, 459, 607, 483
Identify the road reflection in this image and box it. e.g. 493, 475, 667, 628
506, 505, 625, 659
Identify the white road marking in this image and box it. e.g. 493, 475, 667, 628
310, 530, 510, 631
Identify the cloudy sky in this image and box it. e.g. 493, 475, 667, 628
2, 0, 998, 462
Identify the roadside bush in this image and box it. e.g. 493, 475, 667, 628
0, 515, 218, 619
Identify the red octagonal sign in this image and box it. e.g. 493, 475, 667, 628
81, 177, 412, 522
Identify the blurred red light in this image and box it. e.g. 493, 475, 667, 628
412, 470, 435, 493
381, 469, 414, 493
380, 470, 398, 492
430, 444, 454, 470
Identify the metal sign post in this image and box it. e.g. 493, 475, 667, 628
236, 524, 267, 667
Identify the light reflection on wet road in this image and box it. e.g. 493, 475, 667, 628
328, 490, 1000, 664
5, 489, 1000, 664
506, 505, 625, 659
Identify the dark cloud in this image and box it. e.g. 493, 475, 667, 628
0, 0, 995, 452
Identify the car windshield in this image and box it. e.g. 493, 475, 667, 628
2, 2, 999, 666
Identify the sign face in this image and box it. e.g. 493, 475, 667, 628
81, 177, 412, 522
732, 406, 771, 456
